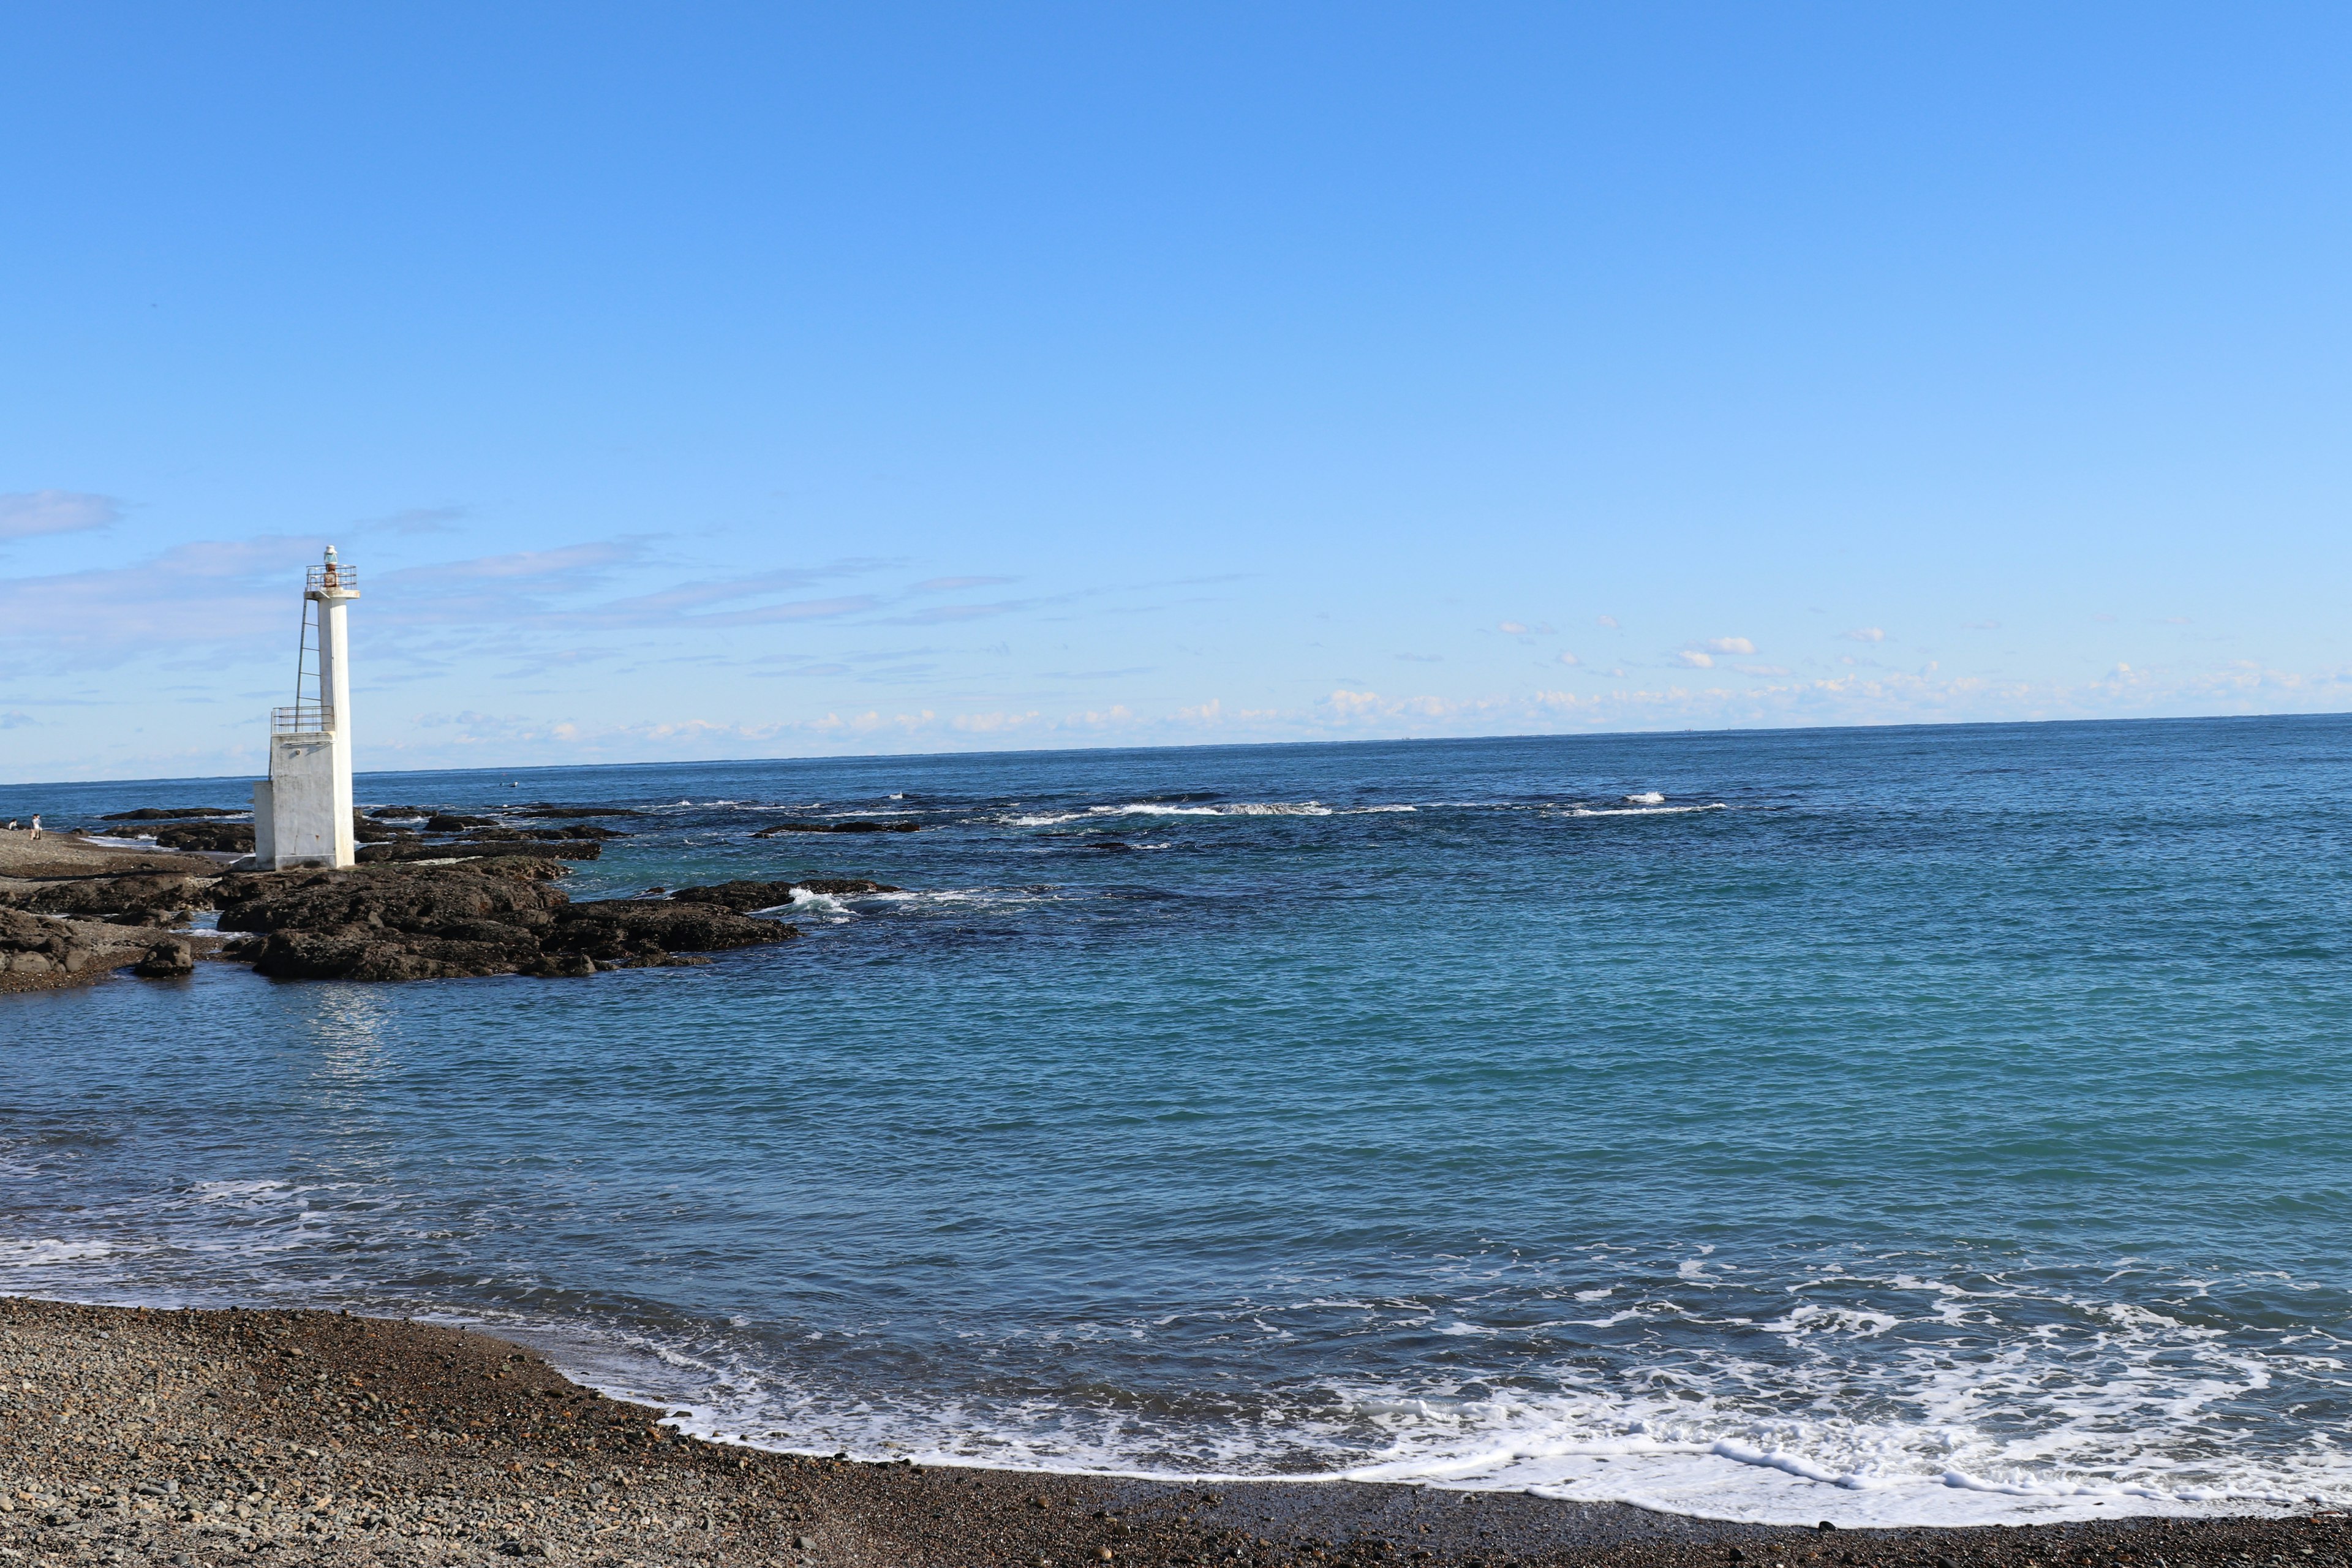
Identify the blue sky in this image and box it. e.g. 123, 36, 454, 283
5, 3, 2350, 782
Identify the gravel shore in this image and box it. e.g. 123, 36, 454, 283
1, 1297, 2340, 1568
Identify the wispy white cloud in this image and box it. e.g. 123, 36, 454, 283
286, 654, 2352, 774
1843, 627, 1887, 643
911, 575, 1016, 593
1676, 649, 1714, 668
0, 535, 324, 667
0, 491, 120, 541
381, 540, 644, 590
1702, 636, 1756, 655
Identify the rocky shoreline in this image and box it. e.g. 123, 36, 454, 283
0, 1297, 2337, 1568
0, 820, 884, 987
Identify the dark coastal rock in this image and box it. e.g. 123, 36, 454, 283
0, 908, 111, 980
351, 811, 419, 844
224, 859, 569, 982
211, 858, 791, 981
98, 806, 239, 821
366, 804, 446, 820
245, 927, 547, 981
132, 938, 197, 978
752, 820, 919, 835
0, 872, 211, 918
461, 823, 627, 842
671, 877, 899, 911
1, 909, 74, 970
152, 820, 257, 853
426, 813, 497, 831
546, 900, 796, 962
104, 905, 192, 926
358, 839, 602, 862
516, 804, 646, 818
216, 859, 569, 937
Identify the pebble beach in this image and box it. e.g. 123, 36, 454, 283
1, 1297, 2343, 1568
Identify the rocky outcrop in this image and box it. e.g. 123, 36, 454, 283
212, 859, 796, 982
0, 908, 106, 981
751, 820, 919, 835
670, 877, 899, 911
543, 900, 796, 964
0, 908, 200, 990
459, 823, 627, 842
153, 820, 257, 853
0, 872, 213, 919
132, 938, 197, 978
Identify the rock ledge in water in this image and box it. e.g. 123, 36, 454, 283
214, 859, 795, 982
671, 877, 900, 910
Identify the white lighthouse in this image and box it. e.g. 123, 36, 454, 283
252, 546, 360, 869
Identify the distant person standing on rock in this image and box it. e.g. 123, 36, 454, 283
28, 815, 39, 840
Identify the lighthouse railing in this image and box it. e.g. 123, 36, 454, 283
304, 564, 360, 595
271, 702, 336, 735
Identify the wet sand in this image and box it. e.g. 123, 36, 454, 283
0, 1297, 2342, 1568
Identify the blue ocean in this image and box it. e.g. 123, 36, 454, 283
5, 717, 2349, 1526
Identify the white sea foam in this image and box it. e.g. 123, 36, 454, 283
778, 889, 851, 918
553, 1353, 2339, 1528
9, 1232, 2345, 1527
1624, 792, 1667, 805
364, 1251, 2350, 1531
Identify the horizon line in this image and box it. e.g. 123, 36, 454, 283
2, 706, 2342, 794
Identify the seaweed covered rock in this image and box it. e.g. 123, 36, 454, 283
99, 807, 239, 821
750, 820, 919, 835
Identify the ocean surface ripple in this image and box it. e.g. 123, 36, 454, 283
4, 718, 2350, 1526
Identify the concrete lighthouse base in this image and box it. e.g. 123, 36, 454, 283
254, 730, 353, 869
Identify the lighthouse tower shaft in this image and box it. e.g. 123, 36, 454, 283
252, 549, 360, 870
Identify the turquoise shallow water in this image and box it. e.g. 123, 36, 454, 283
4, 717, 2350, 1524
